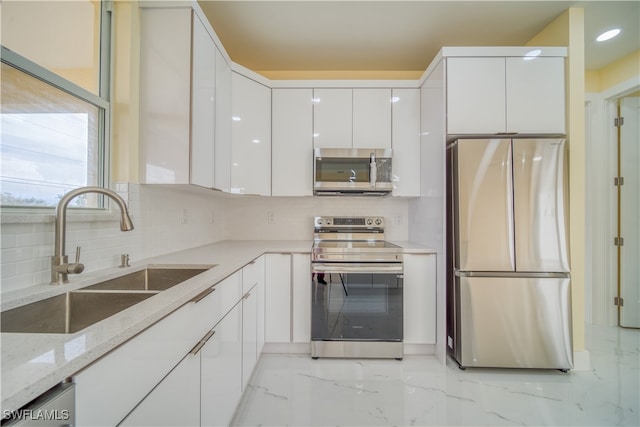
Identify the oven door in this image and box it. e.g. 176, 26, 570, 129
311, 262, 403, 342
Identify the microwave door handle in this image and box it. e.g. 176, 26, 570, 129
369, 153, 377, 187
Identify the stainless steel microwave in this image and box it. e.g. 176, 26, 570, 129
313, 148, 393, 195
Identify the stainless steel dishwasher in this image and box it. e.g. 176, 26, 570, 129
2, 383, 75, 426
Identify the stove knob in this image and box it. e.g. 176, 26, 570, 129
375, 218, 382, 226
325, 218, 332, 225
366, 218, 373, 226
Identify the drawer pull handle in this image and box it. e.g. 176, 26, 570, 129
190, 330, 216, 355
190, 287, 215, 303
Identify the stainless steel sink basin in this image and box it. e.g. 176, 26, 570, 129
1, 265, 216, 334
83, 266, 214, 292
1, 291, 156, 334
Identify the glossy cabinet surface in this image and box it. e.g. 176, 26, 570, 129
242, 284, 258, 389
265, 254, 291, 343
506, 56, 565, 134
231, 73, 272, 195
214, 47, 232, 192
391, 88, 421, 196
190, 13, 216, 188
446, 57, 506, 134
446, 56, 565, 135
119, 353, 200, 427
313, 89, 352, 148
139, 8, 192, 184
75, 283, 219, 426
292, 254, 311, 343
404, 254, 437, 344
272, 89, 314, 196
201, 302, 242, 427
353, 89, 392, 148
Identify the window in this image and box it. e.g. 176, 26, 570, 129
0, 0, 110, 208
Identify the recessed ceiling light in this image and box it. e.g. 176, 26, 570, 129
596, 28, 621, 42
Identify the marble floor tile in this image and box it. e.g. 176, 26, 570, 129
232, 324, 639, 426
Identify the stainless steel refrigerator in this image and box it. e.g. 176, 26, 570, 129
446, 138, 573, 370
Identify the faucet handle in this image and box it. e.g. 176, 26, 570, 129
65, 246, 85, 274
74, 246, 81, 264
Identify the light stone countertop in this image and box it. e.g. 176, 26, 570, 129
1, 239, 435, 412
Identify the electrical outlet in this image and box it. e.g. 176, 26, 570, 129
267, 211, 275, 224
394, 215, 403, 225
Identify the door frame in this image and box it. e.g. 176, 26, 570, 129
586, 76, 640, 326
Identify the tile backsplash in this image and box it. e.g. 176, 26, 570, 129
1, 184, 410, 293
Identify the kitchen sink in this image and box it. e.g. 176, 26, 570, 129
1, 291, 157, 334
1, 265, 216, 334
82, 266, 215, 292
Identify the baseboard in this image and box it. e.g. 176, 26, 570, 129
262, 342, 436, 356
573, 350, 591, 371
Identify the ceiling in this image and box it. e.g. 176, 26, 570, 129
198, 0, 640, 78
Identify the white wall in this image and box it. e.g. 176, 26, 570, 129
225, 196, 409, 241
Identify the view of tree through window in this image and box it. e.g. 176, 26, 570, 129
1, 62, 101, 207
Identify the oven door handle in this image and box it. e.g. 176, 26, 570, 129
312, 263, 403, 274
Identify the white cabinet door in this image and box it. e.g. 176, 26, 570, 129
353, 89, 392, 148
391, 88, 421, 196
265, 253, 291, 343
119, 353, 200, 427
231, 73, 272, 195
272, 89, 314, 196
446, 57, 506, 134
190, 13, 216, 188
292, 254, 311, 343
403, 254, 436, 344
242, 285, 258, 389
506, 56, 565, 134
215, 47, 232, 192
255, 258, 266, 354
201, 302, 243, 427
139, 8, 192, 184
313, 88, 352, 148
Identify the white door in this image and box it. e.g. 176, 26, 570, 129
619, 96, 640, 328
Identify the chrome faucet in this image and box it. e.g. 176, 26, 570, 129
51, 186, 134, 285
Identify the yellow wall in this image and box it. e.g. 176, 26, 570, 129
527, 8, 586, 354
258, 70, 423, 80
111, 0, 141, 184
586, 50, 640, 93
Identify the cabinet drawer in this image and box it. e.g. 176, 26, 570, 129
75, 275, 238, 426
242, 256, 264, 295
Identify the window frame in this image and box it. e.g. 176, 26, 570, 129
0, 0, 112, 211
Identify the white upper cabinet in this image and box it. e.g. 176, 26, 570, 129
272, 89, 313, 196
353, 89, 392, 148
190, 14, 216, 188
313, 88, 352, 148
313, 88, 392, 149
391, 88, 421, 197
446, 57, 506, 135
139, 7, 217, 186
215, 47, 232, 192
446, 55, 565, 135
506, 56, 565, 134
231, 72, 272, 195
139, 7, 192, 184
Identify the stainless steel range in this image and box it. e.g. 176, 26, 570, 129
311, 216, 404, 359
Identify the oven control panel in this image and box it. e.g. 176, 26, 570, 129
314, 216, 384, 229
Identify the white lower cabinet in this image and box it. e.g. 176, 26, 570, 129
119, 352, 201, 427
201, 301, 243, 427
403, 254, 437, 344
292, 254, 311, 343
265, 254, 291, 342
75, 263, 265, 427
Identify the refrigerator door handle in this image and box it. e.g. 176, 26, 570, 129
455, 270, 570, 279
